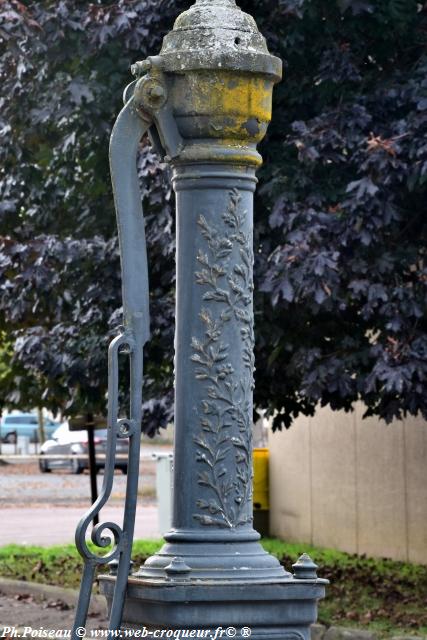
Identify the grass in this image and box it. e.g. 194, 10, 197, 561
261, 539, 427, 635
0, 538, 426, 637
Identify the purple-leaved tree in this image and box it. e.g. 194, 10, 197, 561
0, 0, 426, 432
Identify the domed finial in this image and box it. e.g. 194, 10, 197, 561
292, 553, 319, 580
159, 0, 281, 84
164, 557, 191, 577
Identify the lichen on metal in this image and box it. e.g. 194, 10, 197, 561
159, 0, 282, 78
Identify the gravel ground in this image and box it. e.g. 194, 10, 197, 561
0, 591, 107, 632
0, 464, 155, 507
0, 444, 171, 507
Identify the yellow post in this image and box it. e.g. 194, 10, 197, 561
253, 447, 270, 535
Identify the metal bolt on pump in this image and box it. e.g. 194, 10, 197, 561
72, 1, 327, 636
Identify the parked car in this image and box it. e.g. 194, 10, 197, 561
39, 422, 128, 474
0, 412, 59, 443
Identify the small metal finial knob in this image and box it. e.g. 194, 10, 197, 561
164, 557, 191, 576
108, 559, 119, 576
292, 553, 319, 580
108, 558, 134, 576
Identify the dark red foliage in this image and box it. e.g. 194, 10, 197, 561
0, 0, 426, 433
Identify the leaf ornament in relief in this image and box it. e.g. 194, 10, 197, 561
191, 189, 255, 529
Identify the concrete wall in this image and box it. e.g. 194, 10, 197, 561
269, 404, 427, 564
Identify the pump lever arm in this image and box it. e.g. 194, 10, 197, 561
72, 85, 151, 637
110, 82, 151, 342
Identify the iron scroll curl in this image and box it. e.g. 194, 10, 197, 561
72, 86, 151, 636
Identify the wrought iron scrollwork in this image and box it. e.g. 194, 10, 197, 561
71, 86, 150, 637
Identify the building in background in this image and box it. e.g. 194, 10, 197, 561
269, 404, 427, 565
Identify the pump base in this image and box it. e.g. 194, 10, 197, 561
100, 575, 326, 639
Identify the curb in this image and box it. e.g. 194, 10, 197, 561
0, 577, 106, 616
312, 624, 426, 640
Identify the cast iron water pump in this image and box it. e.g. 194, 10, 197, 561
72, 1, 327, 636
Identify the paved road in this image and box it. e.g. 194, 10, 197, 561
0, 446, 171, 545
0, 454, 170, 545
0, 505, 160, 545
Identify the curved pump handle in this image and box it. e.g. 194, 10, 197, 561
110, 82, 151, 345
73, 65, 183, 638
110, 62, 184, 342
72, 84, 154, 638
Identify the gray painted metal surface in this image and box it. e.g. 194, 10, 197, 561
72, 94, 150, 637
73, 0, 328, 635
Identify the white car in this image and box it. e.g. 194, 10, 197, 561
39, 422, 128, 474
